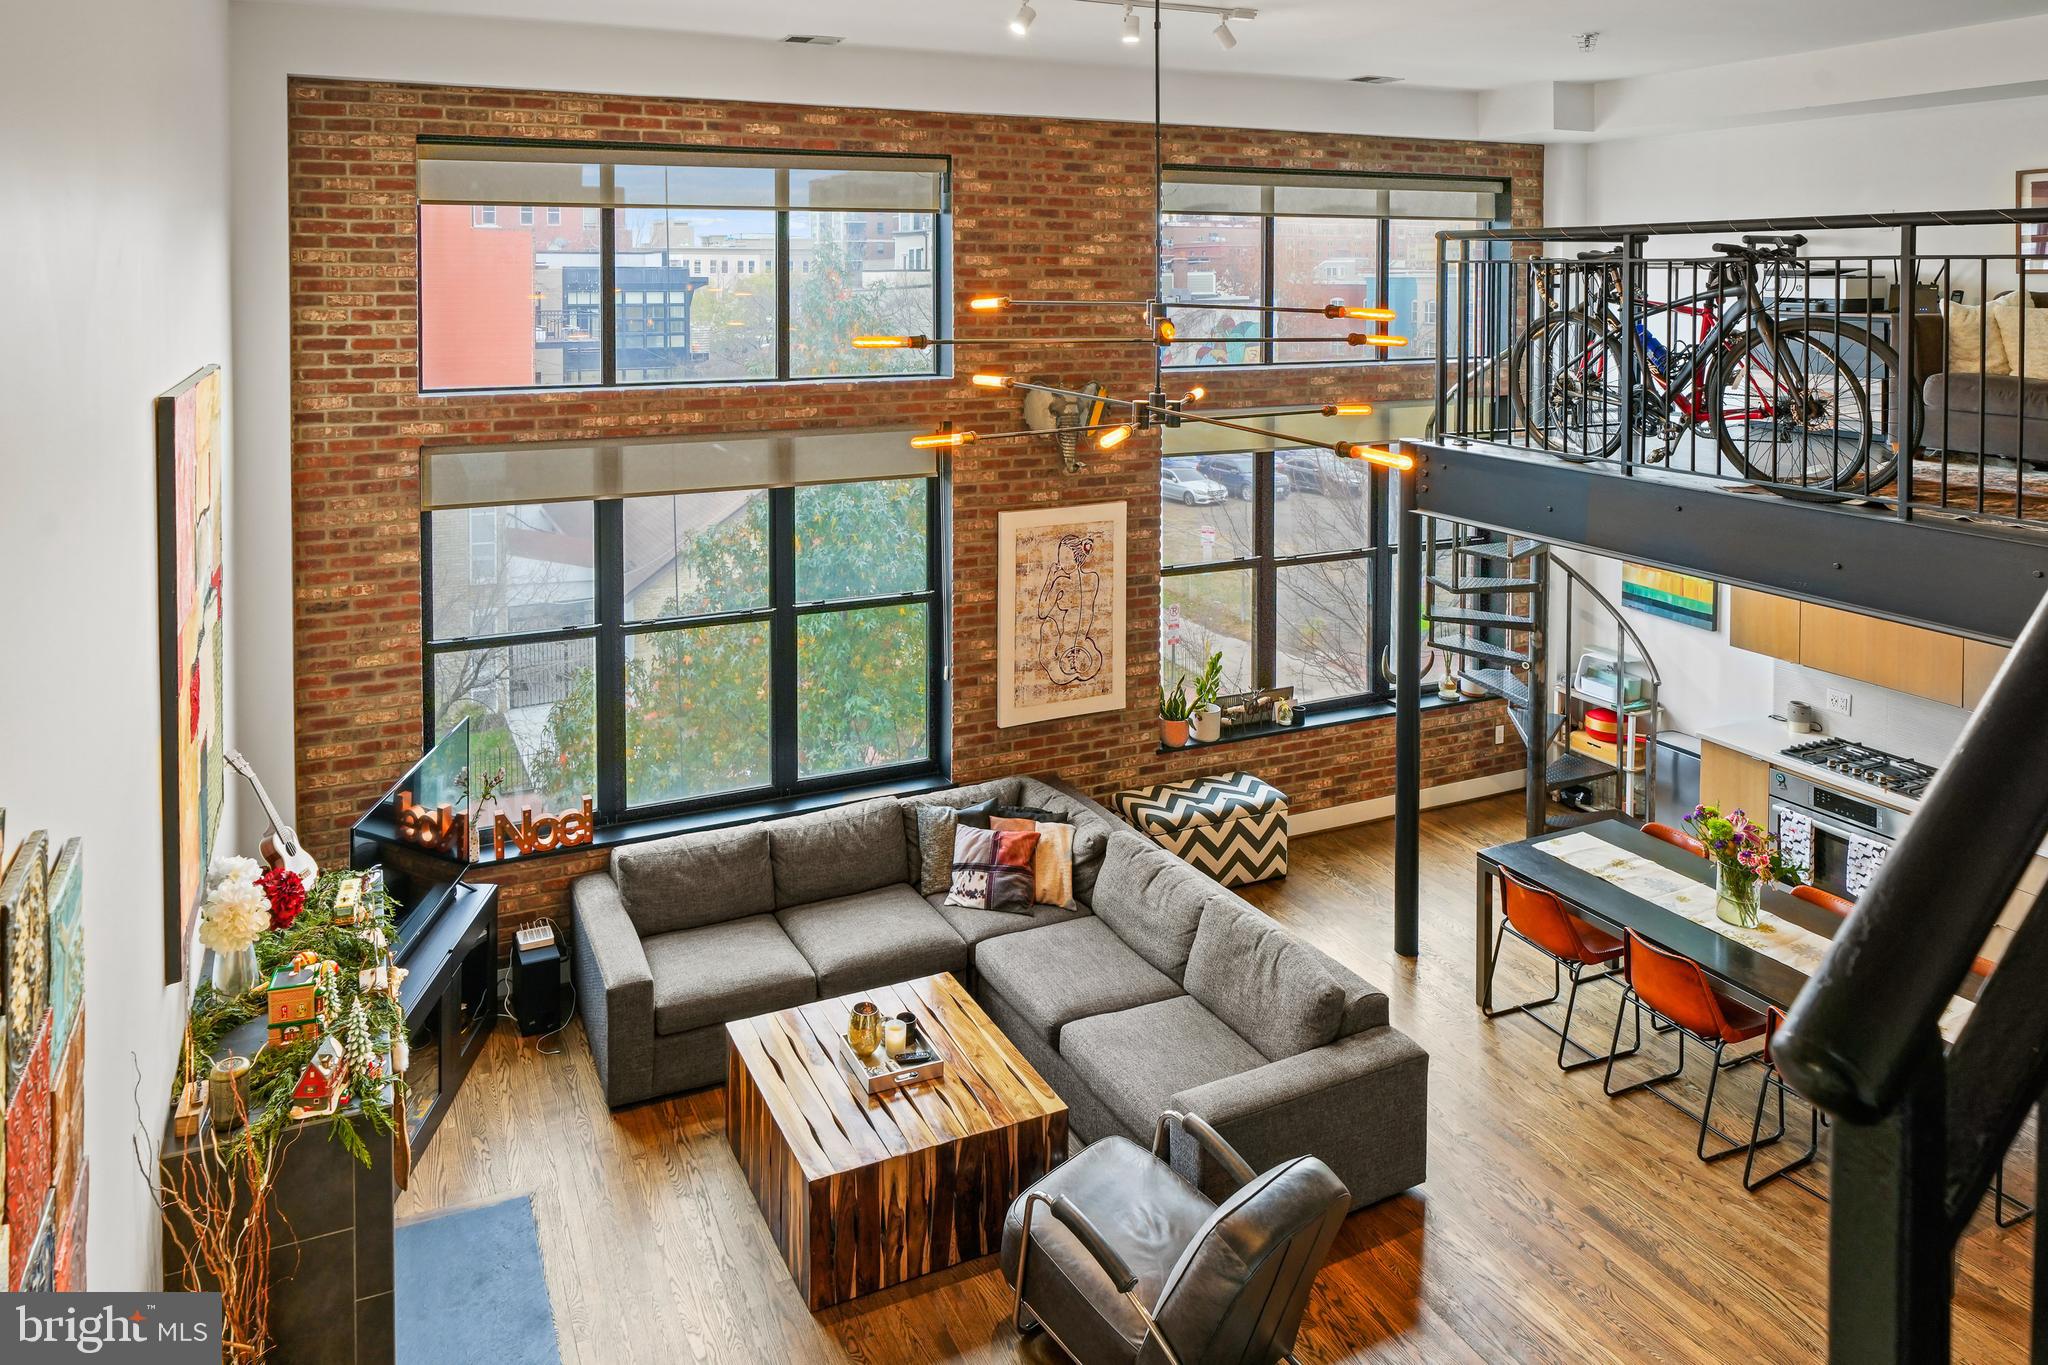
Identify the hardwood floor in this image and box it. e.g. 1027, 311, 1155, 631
399, 794, 2034, 1363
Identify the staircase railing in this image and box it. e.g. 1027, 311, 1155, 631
1547, 553, 1662, 825
1773, 586, 2048, 1363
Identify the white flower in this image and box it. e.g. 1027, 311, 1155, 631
199, 876, 271, 954
208, 854, 264, 892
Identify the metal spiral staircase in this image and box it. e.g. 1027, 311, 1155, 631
1421, 521, 1662, 837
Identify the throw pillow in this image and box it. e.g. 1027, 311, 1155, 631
1184, 898, 1345, 1062
958, 801, 1063, 829
1946, 299, 2012, 376
1990, 290, 2048, 381
1030, 821, 1077, 910
945, 826, 1042, 914
913, 805, 958, 897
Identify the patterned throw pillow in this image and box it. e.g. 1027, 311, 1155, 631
945, 826, 1042, 914
914, 805, 958, 897
991, 816, 1075, 908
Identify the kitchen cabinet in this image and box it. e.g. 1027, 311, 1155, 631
1963, 639, 2011, 709
1729, 587, 1801, 659
1699, 739, 1770, 819
1796, 602, 1963, 705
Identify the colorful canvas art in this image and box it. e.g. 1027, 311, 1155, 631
20, 1191, 55, 1292
2022, 169, 2048, 268
156, 365, 226, 983
1620, 563, 1718, 632
996, 502, 1128, 728
52, 1164, 85, 1292
5, 1010, 52, 1288
0, 831, 50, 1096
46, 839, 81, 1063
50, 1022, 83, 1243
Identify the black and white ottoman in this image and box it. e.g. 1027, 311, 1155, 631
1112, 771, 1289, 887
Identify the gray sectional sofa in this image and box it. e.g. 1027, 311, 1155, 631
571, 774, 1427, 1209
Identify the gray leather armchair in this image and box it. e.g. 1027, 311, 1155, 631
1000, 1111, 1349, 1364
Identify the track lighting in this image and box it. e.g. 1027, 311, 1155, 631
1122, 5, 1142, 42
1010, 1, 1036, 35
1213, 17, 1236, 49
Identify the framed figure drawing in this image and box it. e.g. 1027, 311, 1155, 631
996, 502, 1127, 728
2022, 169, 2048, 268
156, 365, 226, 983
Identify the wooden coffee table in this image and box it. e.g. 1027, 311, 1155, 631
724, 972, 1068, 1309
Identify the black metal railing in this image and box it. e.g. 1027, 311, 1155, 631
1431, 208, 2048, 531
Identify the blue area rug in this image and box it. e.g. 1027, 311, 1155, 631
395, 1195, 561, 1365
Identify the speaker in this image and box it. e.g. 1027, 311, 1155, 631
511, 936, 565, 1036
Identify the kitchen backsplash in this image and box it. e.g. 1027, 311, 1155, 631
1772, 661, 1972, 765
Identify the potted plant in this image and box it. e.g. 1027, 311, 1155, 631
1684, 803, 1804, 928
1189, 651, 1225, 742
1159, 676, 1193, 747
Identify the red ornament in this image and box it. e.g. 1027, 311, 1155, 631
258, 866, 307, 930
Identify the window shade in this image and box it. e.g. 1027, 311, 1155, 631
422, 428, 940, 510
1162, 168, 1502, 222
417, 142, 947, 214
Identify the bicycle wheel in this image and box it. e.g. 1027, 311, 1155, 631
1710, 321, 1872, 489
1510, 311, 1626, 459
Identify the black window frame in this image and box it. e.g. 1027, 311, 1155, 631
1159, 450, 1392, 712
420, 472, 951, 829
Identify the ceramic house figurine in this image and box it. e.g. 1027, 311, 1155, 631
288, 1036, 349, 1120
266, 954, 337, 1046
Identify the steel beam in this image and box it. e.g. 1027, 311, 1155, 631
1393, 467, 1422, 958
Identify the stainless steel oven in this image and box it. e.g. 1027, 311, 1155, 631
1767, 767, 1911, 902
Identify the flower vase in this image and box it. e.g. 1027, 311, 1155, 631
211, 943, 262, 997
1715, 872, 1762, 930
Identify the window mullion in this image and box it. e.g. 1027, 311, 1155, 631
600, 205, 618, 387
595, 499, 626, 822
1261, 213, 1277, 368
1254, 452, 1277, 690
770, 487, 800, 793
1371, 471, 1394, 703
1375, 215, 1391, 366
774, 174, 792, 380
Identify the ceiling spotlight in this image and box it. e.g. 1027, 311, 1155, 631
1122, 5, 1142, 43
1010, 1, 1037, 36
1213, 17, 1237, 49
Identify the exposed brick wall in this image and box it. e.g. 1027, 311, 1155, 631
287, 78, 1540, 949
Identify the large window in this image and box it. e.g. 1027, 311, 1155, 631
423, 463, 945, 825
1159, 168, 1504, 368
417, 143, 947, 393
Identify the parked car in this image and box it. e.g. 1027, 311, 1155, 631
1161, 461, 1228, 506
1278, 449, 1365, 497
1196, 456, 1292, 502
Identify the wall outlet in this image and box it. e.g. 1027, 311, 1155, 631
1495, 724, 1506, 745
1826, 687, 1853, 717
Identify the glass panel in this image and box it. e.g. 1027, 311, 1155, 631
1388, 219, 1483, 360
1161, 213, 1263, 367
790, 166, 945, 213
623, 490, 772, 621
625, 622, 773, 806
1272, 216, 1381, 363
430, 637, 597, 815
1160, 178, 1264, 216
1277, 559, 1374, 703
428, 502, 595, 639
1274, 457, 1372, 556
1160, 456, 1255, 567
797, 604, 931, 778
421, 204, 602, 390
616, 208, 777, 383
795, 479, 928, 602
1160, 570, 1254, 696
788, 211, 939, 379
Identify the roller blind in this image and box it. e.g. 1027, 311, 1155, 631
422, 428, 940, 510
1162, 167, 1503, 222
417, 141, 948, 214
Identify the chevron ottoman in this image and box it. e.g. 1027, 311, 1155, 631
1112, 771, 1289, 887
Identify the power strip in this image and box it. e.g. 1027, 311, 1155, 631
516, 923, 557, 952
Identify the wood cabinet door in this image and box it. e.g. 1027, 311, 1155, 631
1963, 639, 2011, 710
1699, 740, 1770, 820
1796, 602, 1964, 706
1729, 588, 1801, 661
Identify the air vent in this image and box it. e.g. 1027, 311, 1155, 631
783, 34, 845, 45
1349, 74, 1401, 84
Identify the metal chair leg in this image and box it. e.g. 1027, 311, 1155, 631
1485, 925, 1634, 1073
1605, 994, 1687, 1099
1697, 1043, 1772, 1163
1744, 1068, 1820, 1192
1993, 1162, 2035, 1228
1480, 921, 1564, 1018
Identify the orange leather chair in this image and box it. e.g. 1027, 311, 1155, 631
1483, 869, 1632, 1072
1790, 884, 1856, 918
1604, 930, 1773, 1162
1642, 821, 1708, 858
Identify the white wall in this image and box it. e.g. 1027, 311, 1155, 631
0, 0, 233, 1291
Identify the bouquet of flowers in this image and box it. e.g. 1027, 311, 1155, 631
200, 856, 272, 956
1684, 803, 1803, 928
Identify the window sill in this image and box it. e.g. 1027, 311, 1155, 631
1154, 690, 1478, 754
417, 370, 953, 401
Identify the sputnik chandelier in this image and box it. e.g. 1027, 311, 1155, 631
858, 0, 1412, 472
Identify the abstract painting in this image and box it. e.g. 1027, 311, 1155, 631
21, 1191, 56, 1292
1620, 563, 1717, 632
50, 1021, 83, 1249
157, 365, 226, 983
53, 1164, 86, 1292
5, 1010, 51, 1288
0, 830, 49, 1097
996, 502, 1127, 728
46, 839, 81, 1064
2021, 168, 2048, 268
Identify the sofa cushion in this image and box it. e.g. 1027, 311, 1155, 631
775, 884, 969, 995
898, 778, 1025, 880
768, 797, 907, 909
1059, 995, 1270, 1141
1087, 832, 1215, 982
1297, 939, 1391, 1037
973, 917, 1182, 1049
926, 890, 1090, 947
1184, 899, 1345, 1062
912, 805, 959, 897
642, 914, 817, 1037
612, 823, 774, 937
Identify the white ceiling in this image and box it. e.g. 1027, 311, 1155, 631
244, 0, 2048, 89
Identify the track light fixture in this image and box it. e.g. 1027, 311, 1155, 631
1010, 1, 1036, 36
1122, 5, 1142, 42
1213, 16, 1236, 48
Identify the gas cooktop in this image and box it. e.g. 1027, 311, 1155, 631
1779, 737, 1939, 798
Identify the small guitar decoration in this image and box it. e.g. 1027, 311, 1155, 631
224, 748, 320, 884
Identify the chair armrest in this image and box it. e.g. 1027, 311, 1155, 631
1152, 1110, 1257, 1190
1046, 1196, 1137, 1293
571, 872, 656, 1107
1170, 1027, 1427, 1209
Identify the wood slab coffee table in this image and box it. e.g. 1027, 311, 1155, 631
724, 971, 1067, 1309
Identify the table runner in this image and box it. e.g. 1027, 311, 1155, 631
1536, 830, 1971, 1042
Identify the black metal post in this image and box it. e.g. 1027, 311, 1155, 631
1617, 233, 1642, 473
1393, 462, 1423, 958
1523, 549, 1548, 838
1895, 223, 1917, 520
1433, 234, 1451, 437
1826, 1041, 1953, 1365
